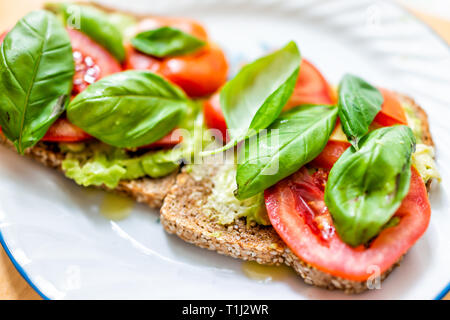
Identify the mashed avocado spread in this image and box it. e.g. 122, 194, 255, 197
61, 143, 180, 188
412, 143, 440, 182
201, 162, 270, 226
61, 102, 203, 189
402, 101, 440, 182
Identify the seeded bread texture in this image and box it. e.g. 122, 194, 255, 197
160, 94, 433, 293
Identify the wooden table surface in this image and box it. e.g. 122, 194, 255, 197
0, 0, 449, 300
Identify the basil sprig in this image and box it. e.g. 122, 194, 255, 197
201, 41, 301, 155
324, 125, 416, 247
132, 27, 206, 58
46, 3, 126, 62
0, 10, 74, 154
338, 74, 383, 149
67, 71, 189, 148
236, 105, 338, 199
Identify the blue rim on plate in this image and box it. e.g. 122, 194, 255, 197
435, 283, 450, 300
0, 231, 49, 300
0, 1, 449, 300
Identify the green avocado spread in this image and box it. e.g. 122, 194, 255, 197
61, 101, 203, 189
403, 101, 423, 144
402, 101, 440, 182
202, 162, 270, 226
61, 143, 180, 189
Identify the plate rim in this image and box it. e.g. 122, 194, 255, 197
1, 0, 449, 300
0, 230, 48, 300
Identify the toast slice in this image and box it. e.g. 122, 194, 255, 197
0, 134, 177, 208
160, 93, 434, 293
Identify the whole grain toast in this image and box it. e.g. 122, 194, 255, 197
160, 93, 434, 293
0, 134, 177, 208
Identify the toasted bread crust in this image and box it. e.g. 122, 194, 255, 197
0, 134, 177, 208
160, 93, 434, 293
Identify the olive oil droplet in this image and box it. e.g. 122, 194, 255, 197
241, 261, 294, 282
100, 193, 134, 221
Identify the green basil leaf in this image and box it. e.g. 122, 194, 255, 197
338, 74, 383, 149
324, 125, 416, 247
0, 10, 74, 154
201, 41, 300, 155
46, 3, 126, 62
67, 70, 189, 148
235, 105, 338, 199
131, 26, 206, 58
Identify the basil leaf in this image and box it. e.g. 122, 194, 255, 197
338, 74, 383, 149
0, 10, 74, 154
131, 27, 206, 58
46, 3, 126, 62
235, 105, 338, 199
324, 125, 416, 247
202, 41, 300, 155
67, 71, 189, 148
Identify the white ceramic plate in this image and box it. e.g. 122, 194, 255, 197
1, 0, 450, 299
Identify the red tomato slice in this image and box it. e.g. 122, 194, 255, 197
203, 91, 227, 139
374, 88, 407, 126
159, 45, 228, 97
125, 18, 228, 97
41, 119, 182, 147
124, 44, 162, 72
311, 140, 350, 170
137, 129, 183, 149
126, 44, 228, 98
68, 28, 122, 95
307, 118, 351, 170
41, 118, 92, 142
285, 59, 334, 109
0, 31, 7, 42
265, 166, 430, 281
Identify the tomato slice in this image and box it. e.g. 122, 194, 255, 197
203, 91, 227, 139
285, 59, 334, 109
126, 44, 228, 98
41, 119, 182, 147
137, 129, 183, 149
159, 45, 228, 97
41, 118, 92, 142
0, 30, 7, 42
68, 28, 122, 95
265, 166, 430, 281
311, 140, 350, 171
124, 44, 162, 72
374, 88, 408, 126
125, 18, 228, 97
306, 118, 351, 170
